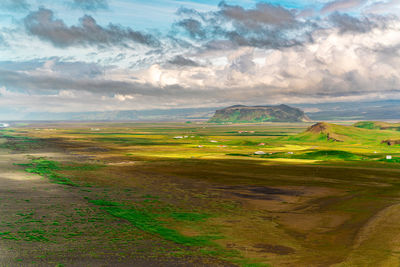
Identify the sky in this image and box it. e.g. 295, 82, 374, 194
0, 0, 400, 117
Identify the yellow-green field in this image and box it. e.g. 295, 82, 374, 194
1, 121, 400, 266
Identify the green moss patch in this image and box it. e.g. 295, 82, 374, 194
90, 199, 214, 247
17, 158, 103, 187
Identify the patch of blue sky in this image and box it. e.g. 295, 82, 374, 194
0, 14, 16, 28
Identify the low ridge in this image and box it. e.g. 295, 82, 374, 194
290, 122, 400, 144
354, 121, 400, 131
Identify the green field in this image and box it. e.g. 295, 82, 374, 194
1, 121, 400, 266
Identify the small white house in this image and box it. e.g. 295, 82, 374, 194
254, 151, 266, 155
386, 155, 392, 160
174, 136, 183, 139
288, 152, 294, 155
210, 140, 218, 143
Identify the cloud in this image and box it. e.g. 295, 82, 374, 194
1, 1, 400, 113
167, 56, 200, 67
363, 0, 400, 15
218, 1, 296, 27
329, 12, 376, 33
175, 2, 392, 50
229, 49, 255, 74
176, 19, 206, 39
0, 63, 195, 98
70, 0, 108, 11
24, 8, 160, 48
114, 94, 134, 101
175, 3, 313, 49
5, 16, 400, 106
321, 0, 366, 14
0, 0, 30, 12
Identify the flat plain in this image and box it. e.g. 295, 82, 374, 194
1, 121, 400, 266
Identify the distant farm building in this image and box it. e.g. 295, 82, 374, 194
254, 151, 266, 155
386, 155, 392, 160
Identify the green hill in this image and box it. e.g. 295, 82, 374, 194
354, 121, 400, 131
264, 150, 363, 161
288, 122, 400, 145
208, 104, 310, 123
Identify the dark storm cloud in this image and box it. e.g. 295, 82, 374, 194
175, 2, 392, 49
0, 0, 30, 12
176, 18, 206, 39
329, 12, 388, 33
24, 8, 160, 48
218, 1, 296, 27
70, 0, 108, 11
167, 55, 200, 67
175, 2, 314, 49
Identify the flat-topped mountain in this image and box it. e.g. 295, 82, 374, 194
208, 104, 310, 123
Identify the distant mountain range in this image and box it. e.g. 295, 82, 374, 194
2, 100, 399, 121
21, 107, 216, 121
294, 100, 400, 121
208, 104, 310, 123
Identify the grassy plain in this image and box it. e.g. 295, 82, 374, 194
1, 121, 400, 266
